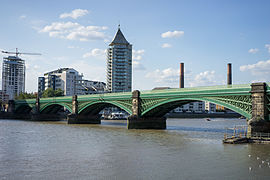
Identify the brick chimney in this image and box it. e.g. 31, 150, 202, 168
180, 63, 184, 88
227, 63, 232, 85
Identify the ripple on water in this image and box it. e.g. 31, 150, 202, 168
1, 119, 270, 179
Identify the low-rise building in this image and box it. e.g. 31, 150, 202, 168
173, 101, 205, 113
172, 101, 217, 113
76, 80, 106, 94
205, 101, 216, 113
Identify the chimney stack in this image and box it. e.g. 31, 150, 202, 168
227, 63, 232, 85
180, 63, 184, 88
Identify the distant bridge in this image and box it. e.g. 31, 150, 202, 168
9, 82, 270, 133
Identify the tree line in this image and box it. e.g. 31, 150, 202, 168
15, 88, 64, 100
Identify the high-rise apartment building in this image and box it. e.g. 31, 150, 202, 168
2, 56, 25, 100
107, 26, 132, 92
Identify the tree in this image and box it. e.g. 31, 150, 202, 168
54, 88, 64, 97
42, 88, 64, 98
15, 92, 36, 100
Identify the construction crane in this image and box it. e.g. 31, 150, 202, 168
1, 48, 41, 57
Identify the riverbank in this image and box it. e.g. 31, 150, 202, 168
223, 137, 270, 144
166, 112, 242, 119
0, 112, 242, 120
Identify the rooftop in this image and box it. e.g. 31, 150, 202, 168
44, 68, 77, 75
109, 26, 130, 46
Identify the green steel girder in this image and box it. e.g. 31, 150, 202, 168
140, 98, 169, 113
14, 99, 35, 112
13, 83, 270, 119
78, 100, 132, 115
40, 102, 72, 113
266, 94, 270, 114
140, 96, 252, 119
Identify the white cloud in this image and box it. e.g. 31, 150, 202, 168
83, 48, 106, 58
132, 49, 146, 70
162, 43, 172, 48
19, 15, 26, 19
265, 44, 270, 53
161, 30, 184, 38
132, 49, 145, 60
60, 9, 89, 19
248, 48, 259, 54
133, 61, 145, 70
39, 21, 108, 41
20, 55, 52, 92
145, 68, 179, 83
240, 59, 270, 76
68, 60, 105, 82
189, 71, 217, 87
145, 67, 221, 87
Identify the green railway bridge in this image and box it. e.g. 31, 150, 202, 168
9, 82, 270, 133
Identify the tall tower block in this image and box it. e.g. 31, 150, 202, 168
2, 56, 25, 100
107, 26, 132, 92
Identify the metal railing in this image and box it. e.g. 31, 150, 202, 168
224, 125, 248, 139
251, 132, 270, 139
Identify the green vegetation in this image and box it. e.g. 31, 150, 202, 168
42, 88, 64, 98
15, 92, 36, 100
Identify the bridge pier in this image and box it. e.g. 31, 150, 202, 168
67, 95, 101, 124
128, 116, 166, 129
248, 82, 270, 135
7, 100, 15, 113
67, 114, 101, 124
127, 90, 166, 129
31, 113, 66, 121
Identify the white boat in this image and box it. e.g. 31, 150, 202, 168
107, 112, 128, 120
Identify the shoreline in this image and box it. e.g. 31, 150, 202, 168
166, 112, 242, 119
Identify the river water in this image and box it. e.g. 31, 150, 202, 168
1, 118, 270, 180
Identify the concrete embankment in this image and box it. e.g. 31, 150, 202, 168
0, 112, 31, 120
223, 138, 270, 144
166, 113, 241, 119
0, 112, 67, 121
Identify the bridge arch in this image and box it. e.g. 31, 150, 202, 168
141, 97, 251, 119
79, 101, 132, 115
15, 105, 33, 114
40, 103, 72, 114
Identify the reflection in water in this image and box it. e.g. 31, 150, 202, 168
0, 118, 270, 180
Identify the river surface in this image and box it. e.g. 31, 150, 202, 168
1, 118, 270, 180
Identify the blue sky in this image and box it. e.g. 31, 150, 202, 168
0, 0, 269, 92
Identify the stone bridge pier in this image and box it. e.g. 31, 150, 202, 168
248, 83, 270, 135
67, 95, 101, 124
128, 90, 166, 129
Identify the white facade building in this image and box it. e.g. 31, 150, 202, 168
173, 102, 205, 113
2, 56, 25, 100
107, 26, 132, 92
40, 68, 83, 96
205, 101, 216, 113
39, 68, 106, 96
173, 101, 216, 113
